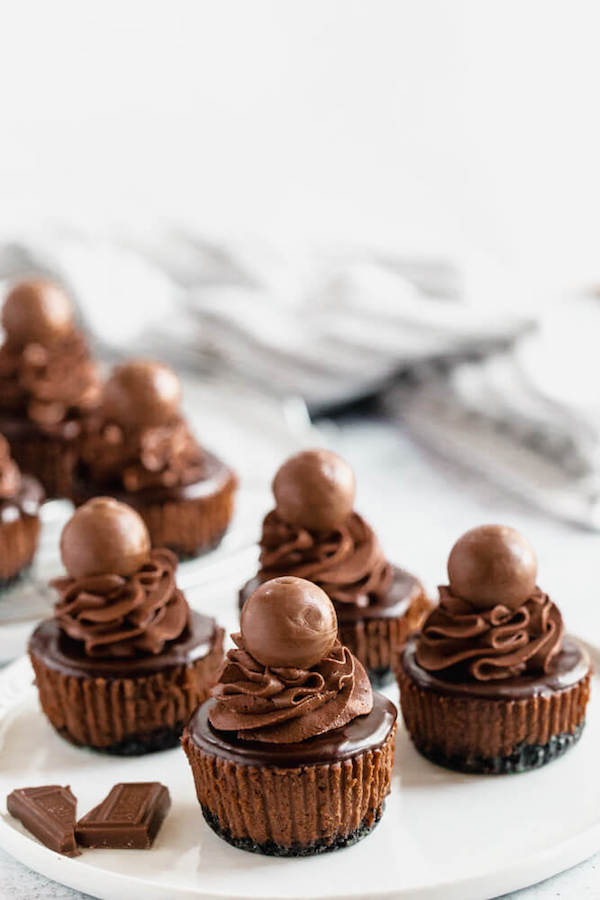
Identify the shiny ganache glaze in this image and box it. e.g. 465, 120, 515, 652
72, 450, 234, 505
239, 566, 423, 622
53, 548, 189, 657
187, 693, 397, 767
258, 509, 392, 606
402, 634, 591, 700
28, 610, 219, 679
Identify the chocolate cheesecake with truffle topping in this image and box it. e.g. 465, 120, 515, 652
0, 435, 44, 586
0, 279, 101, 497
239, 449, 429, 685
72, 359, 237, 557
29, 497, 224, 754
183, 575, 397, 856
398, 524, 592, 774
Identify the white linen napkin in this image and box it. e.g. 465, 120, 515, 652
12, 229, 599, 527
0, 228, 530, 410
384, 295, 600, 529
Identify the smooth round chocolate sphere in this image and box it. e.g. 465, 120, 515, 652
102, 360, 182, 428
2, 279, 74, 347
60, 497, 151, 578
447, 524, 538, 610
272, 449, 355, 531
241, 576, 338, 668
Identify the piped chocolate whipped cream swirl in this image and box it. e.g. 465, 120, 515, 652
416, 524, 564, 681
210, 576, 373, 742
80, 360, 206, 491
81, 418, 206, 491
259, 510, 392, 606
416, 586, 564, 681
210, 636, 372, 743
0, 334, 100, 433
53, 548, 189, 658
1, 280, 100, 432
260, 449, 392, 606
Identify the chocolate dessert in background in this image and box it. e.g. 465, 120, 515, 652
183, 575, 397, 856
239, 449, 430, 685
29, 497, 224, 754
398, 524, 592, 774
72, 359, 237, 558
0, 279, 101, 498
0, 435, 44, 586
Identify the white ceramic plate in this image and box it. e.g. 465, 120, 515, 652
0, 375, 315, 663
0, 642, 599, 900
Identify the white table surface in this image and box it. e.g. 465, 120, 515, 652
1, 413, 599, 900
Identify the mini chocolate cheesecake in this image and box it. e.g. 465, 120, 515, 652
29, 498, 224, 754
72, 360, 237, 558
0, 435, 44, 586
0, 279, 101, 498
398, 525, 592, 774
183, 576, 397, 856
239, 449, 429, 685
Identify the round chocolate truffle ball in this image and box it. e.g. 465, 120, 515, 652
447, 524, 538, 611
241, 576, 338, 669
102, 360, 182, 428
2, 279, 74, 347
272, 449, 355, 531
60, 497, 151, 578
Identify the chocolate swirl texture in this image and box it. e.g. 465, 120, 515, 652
0, 333, 100, 433
416, 585, 564, 681
209, 635, 373, 742
258, 510, 392, 606
52, 548, 189, 657
80, 418, 207, 492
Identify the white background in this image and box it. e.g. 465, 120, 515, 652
1, 0, 600, 296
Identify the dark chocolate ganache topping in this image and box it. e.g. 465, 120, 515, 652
80, 417, 207, 492
416, 585, 564, 681
52, 548, 189, 658
191, 693, 396, 767
258, 510, 392, 606
0, 333, 100, 434
209, 634, 373, 743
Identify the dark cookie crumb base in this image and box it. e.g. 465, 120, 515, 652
201, 805, 384, 856
414, 723, 585, 775
54, 724, 184, 756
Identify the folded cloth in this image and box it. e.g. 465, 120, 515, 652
0, 229, 531, 412
14, 229, 593, 524
384, 295, 600, 530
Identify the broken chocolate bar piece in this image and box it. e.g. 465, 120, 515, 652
7, 785, 79, 857
76, 782, 171, 849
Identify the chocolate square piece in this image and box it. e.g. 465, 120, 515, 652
7, 785, 79, 856
76, 782, 171, 849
